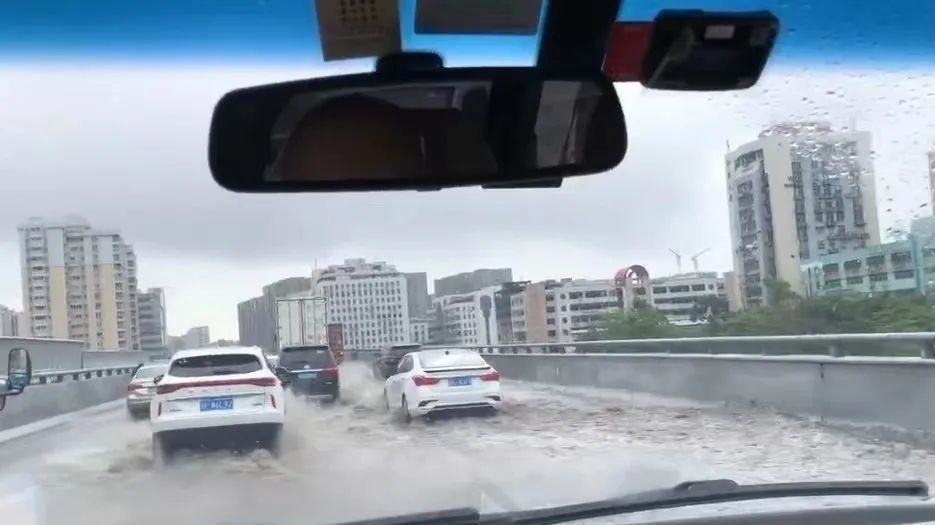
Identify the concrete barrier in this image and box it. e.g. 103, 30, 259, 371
0, 337, 85, 371
81, 351, 147, 369
0, 373, 132, 431
486, 353, 935, 434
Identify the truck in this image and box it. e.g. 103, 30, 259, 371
275, 296, 328, 351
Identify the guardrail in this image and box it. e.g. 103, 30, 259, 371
416, 332, 935, 358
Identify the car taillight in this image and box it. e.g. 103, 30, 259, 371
156, 377, 278, 394
321, 367, 339, 379
127, 383, 144, 392
480, 370, 500, 382
412, 375, 440, 386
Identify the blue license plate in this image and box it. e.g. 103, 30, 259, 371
448, 377, 472, 387
199, 398, 234, 411
298, 372, 318, 379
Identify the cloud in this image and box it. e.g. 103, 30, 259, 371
1, 63, 933, 338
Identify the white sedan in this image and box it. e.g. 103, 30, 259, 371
383, 348, 501, 421
150, 346, 285, 463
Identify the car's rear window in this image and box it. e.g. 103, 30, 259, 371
387, 344, 421, 357
134, 365, 167, 379
419, 350, 488, 370
280, 346, 334, 369
169, 354, 262, 377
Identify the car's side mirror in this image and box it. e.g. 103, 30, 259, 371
1, 348, 32, 411
152, 374, 164, 385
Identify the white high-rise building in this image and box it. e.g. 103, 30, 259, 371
314, 258, 410, 350
0, 305, 21, 336
18, 217, 140, 350
138, 287, 168, 351
433, 286, 500, 346
181, 325, 210, 348
725, 123, 880, 307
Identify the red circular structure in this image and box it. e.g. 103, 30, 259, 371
614, 265, 649, 287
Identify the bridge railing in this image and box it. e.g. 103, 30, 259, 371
414, 332, 935, 359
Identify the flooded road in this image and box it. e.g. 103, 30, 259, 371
4, 362, 935, 524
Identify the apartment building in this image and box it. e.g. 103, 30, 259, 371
726, 123, 880, 307
19, 217, 140, 350
137, 287, 168, 351
314, 258, 410, 350
650, 272, 726, 325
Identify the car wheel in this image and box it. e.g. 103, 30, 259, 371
400, 395, 412, 424
152, 434, 171, 468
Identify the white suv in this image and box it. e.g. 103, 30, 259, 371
383, 348, 501, 421
150, 346, 285, 463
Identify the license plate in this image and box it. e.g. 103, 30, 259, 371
199, 398, 234, 411
448, 377, 472, 387
298, 372, 318, 379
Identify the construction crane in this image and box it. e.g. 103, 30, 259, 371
668, 249, 682, 274
691, 248, 711, 272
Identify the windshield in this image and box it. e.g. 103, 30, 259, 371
280, 346, 335, 368
133, 365, 167, 380
168, 354, 262, 377
4, 1, 935, 525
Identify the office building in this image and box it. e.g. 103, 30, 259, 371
18, 217, 140, 350
433, 286, 500, 346
314, 258, 410, 350
237, 276, 312, 352
492, 281, 530, 345
405, 272, 430, 317
137, 287, 168, 352
802, 216, 935, 298
726, 123, 881, 307
181, 325, 210, 349
508, 279, 623, 343
0, 305, 20, 336
409, 317, 429, 344
650, 273, 726, 325
434, 268, 513, 297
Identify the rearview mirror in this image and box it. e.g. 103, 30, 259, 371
210, 59, 626, 192
7, 348, 31, 394
1, 348, 32, 410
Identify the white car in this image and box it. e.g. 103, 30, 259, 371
383, 348, 501, 421
126, 363, 168, 418
150, 346, 285, 463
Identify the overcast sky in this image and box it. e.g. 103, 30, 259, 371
1, 63, 933, 340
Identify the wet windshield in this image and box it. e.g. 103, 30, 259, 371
2, 1, 935, 524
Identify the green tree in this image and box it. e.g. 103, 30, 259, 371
601, 305, 674, 339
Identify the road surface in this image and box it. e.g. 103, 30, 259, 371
3, 362, 935, 524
